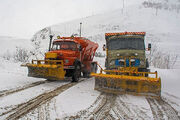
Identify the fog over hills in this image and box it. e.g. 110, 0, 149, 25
32, 0, 180, 67
1, 0, 180, 67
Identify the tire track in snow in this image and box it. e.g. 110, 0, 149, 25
64, 93, 117, 120
37, 101, 51, 120
164, 92, 180, 100
162, 92, 180, 108
112, 97, 132, 120
64, 94, 151, 120
75, 93, 106, 119
147, 97, 180, 120
63, 93, 107, 120
93, 94, 116, 120
0, 78, 86, 120
0, 80, 49, 98
64, 93, 179, 120
111, 95, 152, 120
105, 113, 115, 120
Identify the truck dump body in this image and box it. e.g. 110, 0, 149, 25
91, 32, 161, 97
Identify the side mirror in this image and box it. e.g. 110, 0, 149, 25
103, 44, 106, 51
148, 43, 151, 51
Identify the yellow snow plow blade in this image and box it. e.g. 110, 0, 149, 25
91, 66, 161, 97
26, 60, 66, 80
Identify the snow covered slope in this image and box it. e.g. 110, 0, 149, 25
0, 0, 180, 66
29, 0, 180, 67
0, 36, 31, 57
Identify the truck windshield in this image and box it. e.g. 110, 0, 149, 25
52, 41, 77, 51
107, 38, 145, 50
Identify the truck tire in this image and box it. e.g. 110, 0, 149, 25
83, 71, 90, 78
91, 62, 97, 73
72, 64, 81, 82
145, 69, 150, 77
146, 59, 149, 68
138, 68, 150, 77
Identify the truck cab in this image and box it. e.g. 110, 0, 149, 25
105, 32, 149, 72
47, 40, 81, 67
92, 32, 161, 96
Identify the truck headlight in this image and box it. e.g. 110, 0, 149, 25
110, 60, 115, 65
117, 53, 120, 56
130, 59, 135, 62
118, 59, 125, 62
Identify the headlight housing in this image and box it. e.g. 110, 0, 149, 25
117, 53, 120, 56
118, 59, 125, 62
135, 53, 138, 56
130, 59, 135, 62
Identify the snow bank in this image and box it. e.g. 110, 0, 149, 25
0, 58, 45, 91
154, 68, 180, 98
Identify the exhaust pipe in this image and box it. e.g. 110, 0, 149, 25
80, 22, 82, 37
49, 35, 53, 51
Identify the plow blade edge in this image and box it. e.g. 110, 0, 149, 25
92, 73, 161, 97
26, 60, 66, 80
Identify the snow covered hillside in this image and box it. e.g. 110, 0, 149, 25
0, 36, 31, 57
1, 0, 180, 68
26, 0, 180, 68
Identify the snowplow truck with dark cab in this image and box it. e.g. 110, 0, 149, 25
91, 32, 161, 97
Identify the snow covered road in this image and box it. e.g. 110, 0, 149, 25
0, 80, 69, 119
0, 76, 180, 120
17, 77, 180, 120
0, 60, 180, 120
63, 93, 180, 120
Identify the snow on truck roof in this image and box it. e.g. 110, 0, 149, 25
105, 32, 146, 36
53, 37, 89, 43
53, 37, 89, 41
53, 36, 98, 48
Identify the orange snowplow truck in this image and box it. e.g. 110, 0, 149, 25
26, 36, 98, 82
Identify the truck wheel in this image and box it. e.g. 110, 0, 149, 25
145, 69, 150, 77
146, 59, 149, 68
138, 68, 150, 77
91, 62, 97, 73
83, 71, 90, 78
141, 68, 150, 77
72, 64, 81, 82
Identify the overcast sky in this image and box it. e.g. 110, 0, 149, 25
0, 0, 126, 38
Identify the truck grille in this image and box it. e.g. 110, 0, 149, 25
115, 58, 140, 67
